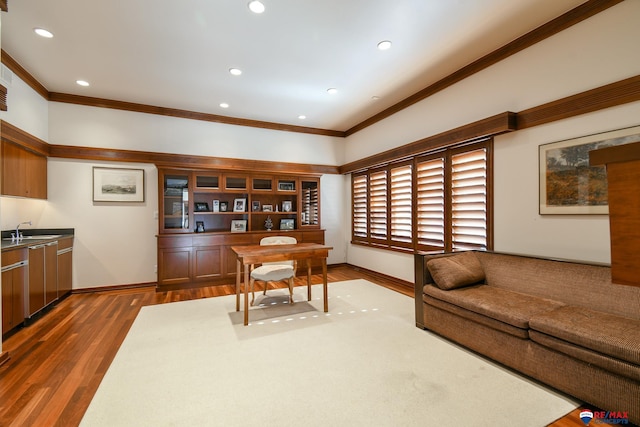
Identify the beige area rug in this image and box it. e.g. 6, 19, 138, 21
80, 280, 580, 426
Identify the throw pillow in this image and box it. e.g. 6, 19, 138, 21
427, 252, 485, 290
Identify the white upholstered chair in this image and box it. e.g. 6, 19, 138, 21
249, 236, 297, 306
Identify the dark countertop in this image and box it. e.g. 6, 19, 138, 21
1, 228, 75, 252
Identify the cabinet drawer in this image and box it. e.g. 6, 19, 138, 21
2, 248, 28, 266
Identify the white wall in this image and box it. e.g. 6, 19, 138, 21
344, 1, 640, 281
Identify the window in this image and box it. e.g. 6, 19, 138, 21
351, 140, 491, 253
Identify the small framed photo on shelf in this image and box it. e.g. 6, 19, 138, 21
278, 181, 295, 191
230, 219, 247, 232
220, 201, 228, 212
280, 218, 295, 230
233, 198, 246, 212
172, 202, 183, 215
252, 200, 261, 212
212, 199, 220, 212
282, 200, 292, 212
195, 221, 205, 233
262, 204, 273, 212
194, 202, 209, 212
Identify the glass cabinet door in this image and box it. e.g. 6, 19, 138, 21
300, 178, 319, 227
162, 172, 190, 231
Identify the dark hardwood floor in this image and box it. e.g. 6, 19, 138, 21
0, 265, 613, 426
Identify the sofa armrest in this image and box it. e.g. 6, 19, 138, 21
414, 251, 454, 328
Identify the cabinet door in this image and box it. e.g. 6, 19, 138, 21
158, 247, 192, 286
28, 245, 46, 317
1, 141, 47, 199
57, 247, 73, 297
160, 171, 190, 233
193, 246, 222, 281
45, 242, 58, 305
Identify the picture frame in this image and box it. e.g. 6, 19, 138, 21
233, 198, 246, 212
278, 181, 295, 191
212, 199, 220, 212
262, 204, 273, 212
282, 200, 292, 212
280, 218, 295, 230
252, 200, 261, 212
93, 167, 144, 202
194, 202, 209, 212
539, 125, 640, 214
195, 221, 205, 233
220, 201, 228, 212
230, 219, 247, 232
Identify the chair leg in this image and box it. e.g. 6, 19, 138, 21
288, 277, 294, 304
250, 278, 256, 306
263, 282, 268, 296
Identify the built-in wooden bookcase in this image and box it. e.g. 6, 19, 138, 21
157, 168, 323, 289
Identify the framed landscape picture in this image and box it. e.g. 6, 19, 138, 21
230, 219, 247, 232
93, 167, 144, 202
539, 125, 640, 214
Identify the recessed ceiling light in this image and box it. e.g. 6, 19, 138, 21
327, 88, 338, 95
220, 103, 229, 108
371, 96, 380, 101
76, 80, 90, 87
34, 28, 54, 38
377, 40, 392, 50
248, 1, 265, 14
298, 115, 306, 120
229, 68, 242, 76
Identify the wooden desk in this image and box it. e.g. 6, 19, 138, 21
231, 243, 332, 325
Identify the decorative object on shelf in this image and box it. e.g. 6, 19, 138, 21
539, 125, 640, 214
280, 218, 294, 230
172, 202, 183, 215
220, 201, 228, 212
213, 200, 220, 212
282, 200, 292, 212
252, 200, 261, 211
233, 198, 246, 212
195, 221, 205, 233
194, 202, 209, 212
262, 204, 273, 212
264, 216, 273, 231
230, 219, 247, 232
278, 181, 295, 191
93, 167, 145, 202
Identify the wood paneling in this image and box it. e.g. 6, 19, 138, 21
0, 120, 50, 156
517, 75, 640, 129
340, 112, 514, 174
590, 142, 640, 287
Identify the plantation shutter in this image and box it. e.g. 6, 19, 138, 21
369, 169, 388, 241
352, 174, 368, 240
451, 147, 487, 250
416, 157, 445, 249
389, 163, 412, 246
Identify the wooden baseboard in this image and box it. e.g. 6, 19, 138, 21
72, 282, 156, 294
343, 263, 414, 296
0, 350, 10, 367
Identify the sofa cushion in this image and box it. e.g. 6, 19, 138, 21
530, 330, 640, 382
427, 252, 485, 290
423, 284, 565, 329
530, 305, 640, 366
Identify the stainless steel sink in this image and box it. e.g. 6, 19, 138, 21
3, 234, 62, 241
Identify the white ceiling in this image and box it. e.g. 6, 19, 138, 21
2, 0, 587, 133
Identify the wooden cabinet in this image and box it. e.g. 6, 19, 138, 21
1, 141, 47, 199
157, 229, 325, 289
27, 241, 58, 318
159, 169, 321, 234
2, 248, 27, 335
57, 238, 73, 298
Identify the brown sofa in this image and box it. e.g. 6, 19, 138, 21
414, 251, 640, 424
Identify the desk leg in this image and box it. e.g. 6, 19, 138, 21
322, 258, 328, 312
235, 258, 241, 312
307, 258, 312, 301
244, 264, 250, 326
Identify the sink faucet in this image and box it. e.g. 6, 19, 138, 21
14, 221, 32, 242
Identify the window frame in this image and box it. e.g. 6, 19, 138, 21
351, 139, 493, 253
